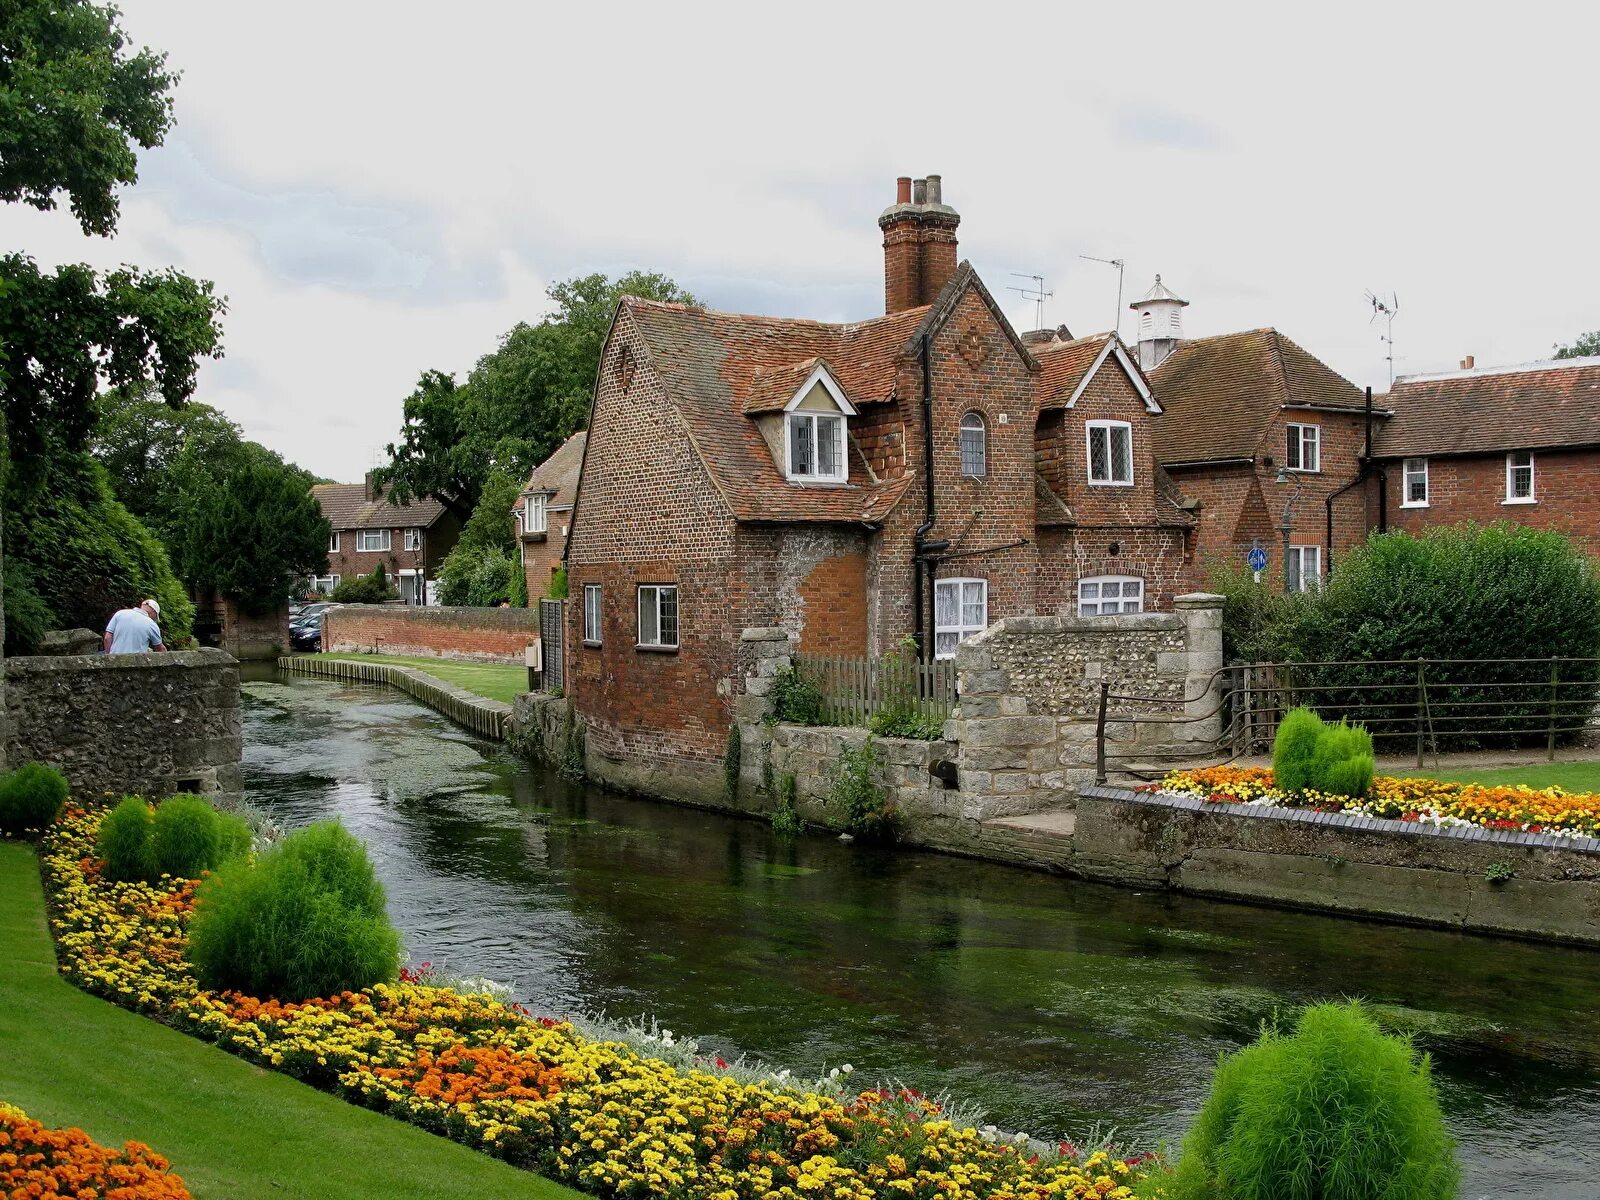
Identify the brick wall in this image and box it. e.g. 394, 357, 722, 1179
325, 512, 463, 596
322, 605, 539, 663
1034, 527, 1191, 614
1381, 448, 1600, 557
219, 598, 289, 660
520, 513, 570, 602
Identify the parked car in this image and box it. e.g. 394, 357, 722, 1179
289, 602, 336, 651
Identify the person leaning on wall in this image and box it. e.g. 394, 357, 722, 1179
103, 598, 167, 654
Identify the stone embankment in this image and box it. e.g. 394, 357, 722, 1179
278, 656, 510, 739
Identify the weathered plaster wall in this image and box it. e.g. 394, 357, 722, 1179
5, 649, 242, 803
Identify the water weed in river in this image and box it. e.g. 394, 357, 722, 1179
42, 805, 1160, 1199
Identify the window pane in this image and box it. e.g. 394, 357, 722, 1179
1111, 426, 1132, 482
934, 581, 958, 627
1077, 602, 1097, 617
1080, 580, 1100, 600
790, 416, 812, 475
1304, 427, 1319, 471
934, 631, 959, 657
639, 588, 658, 644
1285, 429, 1300, 470
1089, 428, 1109, 480
818, 415, 841, 476
960, 416, 985, 476
660, 587, 678, 645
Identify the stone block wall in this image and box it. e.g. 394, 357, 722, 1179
5, 648, 242, 803
323, 604, 540, 664
768, 724, 959, 826
220, 598, 289, 661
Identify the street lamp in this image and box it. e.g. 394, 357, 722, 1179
1274, 467, 1307, 595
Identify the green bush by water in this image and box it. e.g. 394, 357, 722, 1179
829, 738, 893, 840
772, 773, 801, 836
1169, 1000, 1459, 1200
0, 762, 69, 835
189, 821, 400, 1002
724, 725, 742, 802
98, 797, 157, 881
1312, 721, 1376, 799
1271, 708, 1324, 794
330, 563, 398, 604
772, 665, 825, 725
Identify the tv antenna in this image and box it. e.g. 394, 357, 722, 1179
1366, 290, 1400, 387
1080, 255, 1126, 339
1007, 272, 1053, 331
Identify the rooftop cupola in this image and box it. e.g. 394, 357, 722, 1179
1129, 274, 1188, 370
879, 174, 960, 313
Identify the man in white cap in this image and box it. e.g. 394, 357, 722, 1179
103, 598, 167, 654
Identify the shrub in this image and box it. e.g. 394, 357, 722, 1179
772, 665, 825, 725
1312, 720, 1375, 799
97, 797, 156, 881
830, 737, 893, 840
188, 821, 400, 1002
1170, 1000, 1459, 1200
1271, 708, 1324, 794
772, 773, 801, 836
723, 725, 742, 802
330, 563, 396, 604
0, 762, 69, 835
545, 565, 568, 601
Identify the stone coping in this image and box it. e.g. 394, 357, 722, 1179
1080, 782, 1600, 856
6, 647, 237, 675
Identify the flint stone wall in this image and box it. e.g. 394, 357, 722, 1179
5, 648, 242, 803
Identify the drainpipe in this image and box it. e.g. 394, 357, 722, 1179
1324, 387, 1375, 576
912, 333, 936, 661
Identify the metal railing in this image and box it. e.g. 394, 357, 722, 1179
793, 652, 957, 729
1094, 656, 1600, 782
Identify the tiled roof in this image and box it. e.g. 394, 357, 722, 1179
1375, 357, 1600, 458
520, 431, 586, 508
624, 298, 928, 524
312, 483, 448, 530
1034, 333, 1115, 408
1150, 329, 1366, 464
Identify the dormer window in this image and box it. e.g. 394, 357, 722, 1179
782, 364, 854, 484
522, 493, 548, 534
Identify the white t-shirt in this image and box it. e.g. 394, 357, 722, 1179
105, 608, 163, 653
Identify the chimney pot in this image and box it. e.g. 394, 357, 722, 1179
1461, 355, 1475, 370
913, 178, 928, 206
926, 174, 942, 206
895, 176, 911, 205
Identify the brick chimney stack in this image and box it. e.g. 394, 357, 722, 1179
879, 174, 960, 313
1460, 355, 1476, 370
365, 469, 380, 501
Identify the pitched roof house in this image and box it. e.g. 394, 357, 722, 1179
516, 432, 586, 600
1373, 355, 1600, 555
562, 175, 1194, 793
1142, 283, 1385, 590
311, 474, 462, 604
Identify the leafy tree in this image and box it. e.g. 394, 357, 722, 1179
375, 271, 694, 516
436, 468, 522, 606
1553, 331, 1600, 360
90, 383, 242, 522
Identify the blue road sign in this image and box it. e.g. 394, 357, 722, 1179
1247, 546, 1268, 572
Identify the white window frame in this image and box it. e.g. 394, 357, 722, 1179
959, 411, 987, 478
327, 532, 340, 553
1086, 420, 1134, 487
1077, 575, 1144, 617
784, 411, 848, 483
636, 584, 679, 649
1504, 450, 1536, 504
933, 577, 988, 660
404, 528, 422, 551
1287, 545, 1322, 592
1401, 458, 1429, 508
523, 493, 548, 534
1285, 423, 1321, 473
583, 584, 602, 645
312, 575, 340, 594
356, 529, 391, 553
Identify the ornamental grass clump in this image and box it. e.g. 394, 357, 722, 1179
1312, 720, 1376, 800
99, 794, 251, 882
1271, 708, 1325, 794
188, 820, 400, 1002
0, 761, 69, 835
98, 796, 158, 881
1169, 1000, 1459, 1200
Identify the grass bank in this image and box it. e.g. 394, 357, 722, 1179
0, 841, 580, 1200
310, 651, 526, 704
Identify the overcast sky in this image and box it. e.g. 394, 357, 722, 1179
6, 1, 1595, 481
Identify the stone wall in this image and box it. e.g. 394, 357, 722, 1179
219, 598, 290, 661
1074, 783, 1600, 946
323, 604, 539, 664
5, 649, 241, 803
768, 724, 959, 829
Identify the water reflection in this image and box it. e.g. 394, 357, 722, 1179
243, 675, 1600, 1198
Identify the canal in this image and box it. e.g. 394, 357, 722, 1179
243, 674, 1600, 1197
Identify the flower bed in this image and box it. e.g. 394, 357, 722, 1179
0, 1101, 191, 1198
41, 808, 1155, 1200
1155, 766, 1600, 839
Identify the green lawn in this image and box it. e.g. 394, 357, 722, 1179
1399, 760, 1600, 793
0, 841, 580, 1200
312, 652, 528, 705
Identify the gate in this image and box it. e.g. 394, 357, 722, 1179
539, 598, 565, 692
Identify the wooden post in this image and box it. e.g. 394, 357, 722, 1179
1095, 681, 1110, 785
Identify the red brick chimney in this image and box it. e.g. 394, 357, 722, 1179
879, 174, 960, 313
365, 469, 380, 501
1460, 355, 1475, 370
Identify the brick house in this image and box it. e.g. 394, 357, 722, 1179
515, 432, 585, 601
562, 175, 1193, 789
310, 474, 463, 604
1142, 280, 1386, 590
1373, 355, 1600, 556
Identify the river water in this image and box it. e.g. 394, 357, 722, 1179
242, 674, 1600, 1198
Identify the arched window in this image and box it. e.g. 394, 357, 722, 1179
959, 411, 987, 477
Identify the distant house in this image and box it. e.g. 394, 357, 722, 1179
515, 432, 586, 602
1143, 281, 1387, 590
562, 174, 1192, 789
310, 473, 463, 604
1373, 355, 1600, 557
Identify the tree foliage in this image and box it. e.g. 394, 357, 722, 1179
436, 467, 522, 607
0, 0, 177, 237
375, 271, 694, 517
90, 383, 243, 522
1553, 331, 1600, 360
